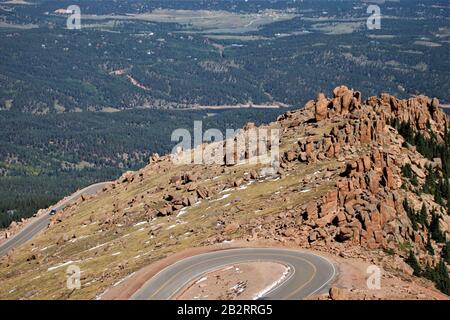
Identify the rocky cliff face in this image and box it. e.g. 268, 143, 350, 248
0, 86, 449, 299
274, 86, 448, 260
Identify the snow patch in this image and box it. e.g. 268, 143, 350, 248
47, 260, 77, 272
39, 245, 54, 252
253, 266, 291, 300
196, 277, 208, 284
218, 194, 230, 200
176, 209, 187, 217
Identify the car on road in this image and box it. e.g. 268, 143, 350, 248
49, 209, 58, 216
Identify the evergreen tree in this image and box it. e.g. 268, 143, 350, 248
430, 213, 445, 243
403, 199, 418, 231
425, 232, 434, 255
422, 264, 436, 282
401, 163, 413, 179
442, 241, 450, 264
411, 174, 418, 187
418, 203, 428, 226
392, 117, 450, 296
423, 165, 436, 195
434, 259, 450, 295
405, 250, 421, 276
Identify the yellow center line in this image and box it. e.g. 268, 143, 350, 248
12, 217, 47, 244
282, 259, 317, 300
147, 252, 316, 299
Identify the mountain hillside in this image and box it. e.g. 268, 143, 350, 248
0, 85, 449, 299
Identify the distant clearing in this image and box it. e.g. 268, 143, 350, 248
1, 0, 32, 4
311, 21, 364, 35
0, 21, 37, 29
203, 34, 270, 41
367, 34, 396, 39
414, 40, 442, 47
82, 9, 297, 34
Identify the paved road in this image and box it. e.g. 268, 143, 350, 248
131, 248, 336, 300
0, 182, 109, 257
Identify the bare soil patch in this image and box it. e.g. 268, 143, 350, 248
176, 262, 288, 300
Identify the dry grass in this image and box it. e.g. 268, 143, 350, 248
0, 119, 344, 299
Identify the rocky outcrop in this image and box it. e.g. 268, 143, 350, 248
313, 86, 362, 122
368, 92, 448, 141
266, 85, 449, 263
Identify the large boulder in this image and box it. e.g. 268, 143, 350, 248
224, 222, 240, 234
341, 90, 354, 115
315, 94, 329, 121
333, 85, 350, 98
329, 287, 347, 300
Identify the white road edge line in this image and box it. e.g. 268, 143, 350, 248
257, 262, 296, 299
166, 259, 294, 300
131, 248, 337, 300
307, 254, 337, 297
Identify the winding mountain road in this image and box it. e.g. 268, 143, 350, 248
131, 248, 336, 300
0, 182, 109, 258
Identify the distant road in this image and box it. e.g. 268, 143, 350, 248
182, 103, 289, 110
0, 182, 109, 258
131, 248, 336, 300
